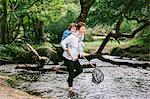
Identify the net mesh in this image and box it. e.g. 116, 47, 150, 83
92, 67, 104, 84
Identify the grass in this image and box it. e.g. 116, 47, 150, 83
5, 75, 17, 87
33, 42, 53, 49
84, 39, 133, 54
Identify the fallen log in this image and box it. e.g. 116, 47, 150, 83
26, 44, 49, 68
86, 54, 150, 69
15, 64, 68, 73
15, 62, 97, 74
0, 59, 6, 66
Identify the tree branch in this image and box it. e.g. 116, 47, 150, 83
95, 21, 149, 54
10, 21, 21, 43
9, 18, 22, 34
113, 21, 150, 38
96, 33, 112, 54
28, 0, 39, 8
124, 15, 148, 23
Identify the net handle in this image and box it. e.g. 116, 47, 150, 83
83, 56, 96, 68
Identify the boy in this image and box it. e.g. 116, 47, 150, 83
61, 23, 78, 60
61, 23, 77, 41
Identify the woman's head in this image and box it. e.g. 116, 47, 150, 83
77, 22, 86, 35
68, 23, 77, 33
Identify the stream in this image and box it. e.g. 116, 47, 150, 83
0, 55, 150, 99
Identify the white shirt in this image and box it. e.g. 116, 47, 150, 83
60, 32, 84, 61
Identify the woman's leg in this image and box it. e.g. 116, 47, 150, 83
73, 59, 83, 78
64, 58, 74, 87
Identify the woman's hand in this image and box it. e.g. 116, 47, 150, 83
67, 48, 74, 60
67, 48, 71, 54
79, 52, 84, 58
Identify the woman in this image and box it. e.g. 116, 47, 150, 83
60, 22, 86, 91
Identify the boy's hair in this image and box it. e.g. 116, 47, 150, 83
77, 22, 86, 30
68, 23, 78, 30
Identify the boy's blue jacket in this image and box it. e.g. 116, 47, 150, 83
61, 29, 71, 41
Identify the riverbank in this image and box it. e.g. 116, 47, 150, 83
0, 39, 149, 65
0, 75, 43, 99
84, 39, 150, 61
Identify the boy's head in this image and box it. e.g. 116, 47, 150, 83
77, 22, 86, 35
68, 23, 77, 33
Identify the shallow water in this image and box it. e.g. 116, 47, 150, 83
0, 56, 150, 99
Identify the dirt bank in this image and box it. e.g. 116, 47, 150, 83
0, 76, 43, 99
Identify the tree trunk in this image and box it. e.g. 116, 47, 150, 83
76, 0, 95, 22
32, 18, 44, 43
96, 33, 112, 54
0, 0, 9, 44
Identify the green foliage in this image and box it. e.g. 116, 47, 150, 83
88, 0, 148, 27
5, 76, 17, 87
84, 33, 94, 42
131, 27, 150, 46
139, 27, 150, 45
88, 0, 125, 26
0, 0, 70, 44
120, 19, 137, 33
44, 2, 80, 43
84, 28, 94, 42
111, 28, 150, 61
0, 43, 25, 60
111, 47, 124, 56
1, 0, 80, 44
27, 0, 64, 22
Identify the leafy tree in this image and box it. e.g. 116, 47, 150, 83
88, 0, 149, 26
80, 0, 149, 55
0, 0, 66, 44
44, 1, 80, 43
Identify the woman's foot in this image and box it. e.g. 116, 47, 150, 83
66, 87, 74, 92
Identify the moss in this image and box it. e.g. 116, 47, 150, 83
0, 42, 61, 64
0, 43, 26, 63
110, 47, 124, 56
14, 51, 34, 63
111, 45, 150, 61
26, 91, 41, 96
5, 76, 17, 88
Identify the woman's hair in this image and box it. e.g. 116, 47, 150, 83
77, 22, 86, 30
68, 23, 78, 30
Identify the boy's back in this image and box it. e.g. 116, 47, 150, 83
61, 29, 71, 41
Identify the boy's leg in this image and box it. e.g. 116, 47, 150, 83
64, 58, 74, 87
73, 60, 83, 78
